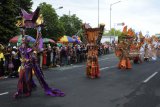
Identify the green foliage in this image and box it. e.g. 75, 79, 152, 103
39, 2, 65, 40
59, 14, 82, 36
14, 0, 33, 13
0, 0, 18, 44
105, 28, 122, 37
0, 0, 83, 43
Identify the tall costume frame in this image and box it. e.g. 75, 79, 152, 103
82, 24, 105, 78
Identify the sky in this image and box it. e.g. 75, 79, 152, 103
32, 0, 160, 36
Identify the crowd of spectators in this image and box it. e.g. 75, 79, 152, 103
0, 43, 112, 79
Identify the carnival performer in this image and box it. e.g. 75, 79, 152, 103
144, 44, 150, 61
157, 40, 160, 59
144, 38, 152, 61
82, 24, 104, 78
116, 26, 132, 69
139, 34, 145, 62
117, 40, 132, 69
14, 8, 65, 98
14, 33, 34, 97
130, 41, 142, 64
151, 38, 158, 61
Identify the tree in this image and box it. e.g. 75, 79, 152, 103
39, 2, 65, 40
59, 14, 82, 36
0, 0, 18, 44
105, 28, 122, 37
14, 0, 33, 13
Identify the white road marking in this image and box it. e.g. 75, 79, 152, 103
59, 64, 117, 71
143, 72, 158, 83
100, 67, 109, 70
59, 65, 85, 71
100, 66, 116, 71
53, 56, 116, 71
99, 57, 116, 61
0, 92, 9, 96
99, 58, 109, 61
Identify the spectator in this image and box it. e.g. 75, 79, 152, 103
67, 46, 71, 65
4, 46, 12, 76
52, 46, 56, 66
55, 47, 60, 66
12, 46, 20, 77
0, 44, 5, 78
60, 46, 67, 66
8, 48, 14, 78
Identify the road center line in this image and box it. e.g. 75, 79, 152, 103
98, 57, 116, 61
99, 58, 109, 61
100, 67, 109, 70
100, 66, 116, 71
143, 72, 158, 83
0, 92, 9, 96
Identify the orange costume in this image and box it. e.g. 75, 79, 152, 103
116, 41, 132, 69
116, 26, 134, 69
130, 42, 142, 64
82, 24, 105, 78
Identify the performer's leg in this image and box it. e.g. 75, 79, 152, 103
126, 58, 132, 69
14, 67, 25, 98
120, 58, 126, 69
118, 60, 121, 69
14, 67, 32, 98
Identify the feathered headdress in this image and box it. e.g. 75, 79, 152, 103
122, 26, 127, 35
127, 28, 135, 37
139, 31, 144, 38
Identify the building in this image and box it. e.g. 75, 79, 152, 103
101, 35, 118, 43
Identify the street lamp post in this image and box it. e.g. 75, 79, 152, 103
110, 1, 121, 30
98, 0, 99, 27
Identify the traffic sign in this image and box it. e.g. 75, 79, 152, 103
117, 22, 125, 26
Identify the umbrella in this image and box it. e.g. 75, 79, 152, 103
43, 38, 55, 44
59, 35, 75, 43
72, 35, 81, 44
9, 35, 35, 43
56, 43, 63, 47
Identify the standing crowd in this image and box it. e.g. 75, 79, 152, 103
0, 43, 111, 78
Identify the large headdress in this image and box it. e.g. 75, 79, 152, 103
121, 26, 135, 39
139, 31, 145, 43
16, 7, 43, 28
127, 28, 135, 37
139, 31, 144, 38
122, 25, 127, 35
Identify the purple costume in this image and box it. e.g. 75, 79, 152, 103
14, 8, 65, 98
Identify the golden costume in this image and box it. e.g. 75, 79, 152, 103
115, 26, 135, 69
82, 24, 105, 78
117, 41, 132, 69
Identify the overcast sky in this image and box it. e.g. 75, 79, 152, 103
32, 0, 160, 35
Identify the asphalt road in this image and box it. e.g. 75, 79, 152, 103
0, 54, 160, 107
